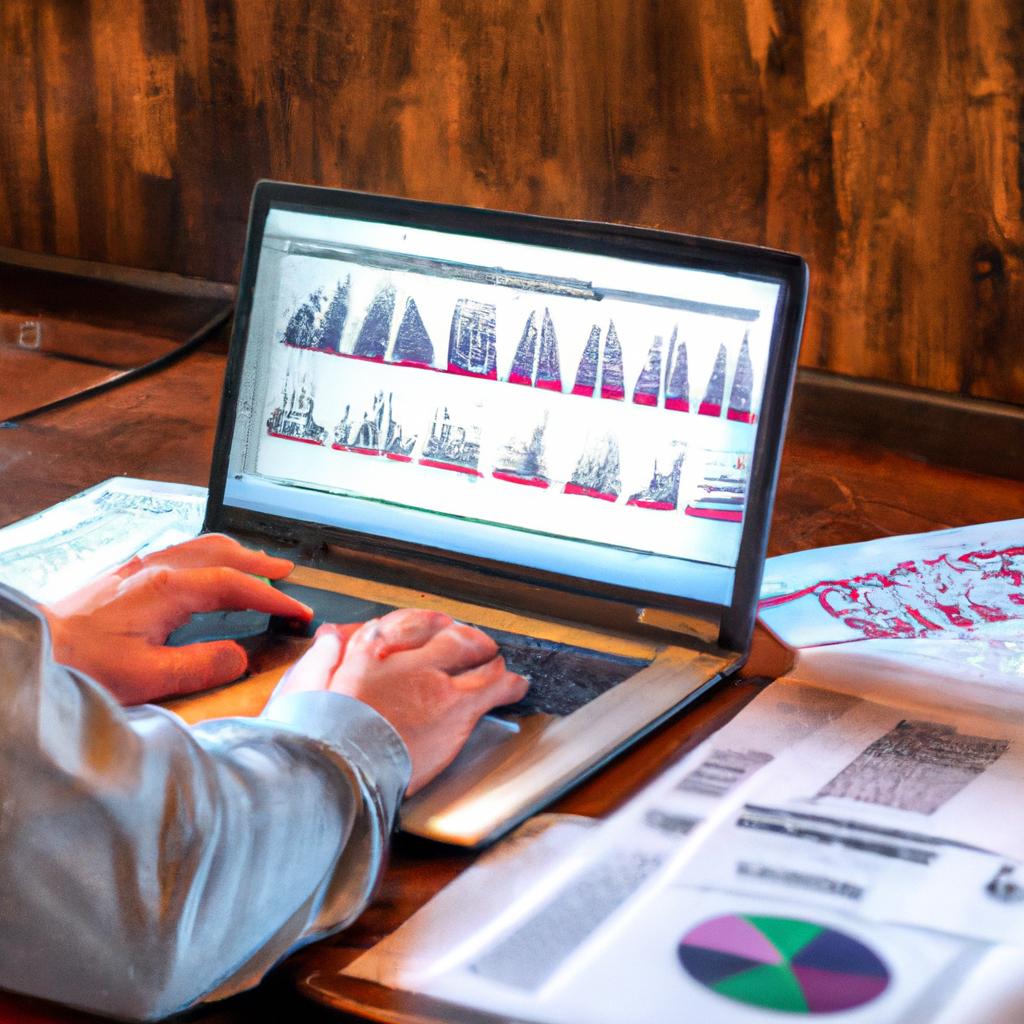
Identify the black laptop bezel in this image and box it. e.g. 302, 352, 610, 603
205, 181, 807, 654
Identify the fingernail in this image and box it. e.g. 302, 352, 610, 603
263, 553, 294, 573
356, 619, 388, 659
313, 631, 341, 652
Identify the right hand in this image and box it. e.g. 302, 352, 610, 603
44, 534, 312, 704
276, 609, 528, 794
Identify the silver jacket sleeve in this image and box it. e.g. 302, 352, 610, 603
0, 585, 411, 1020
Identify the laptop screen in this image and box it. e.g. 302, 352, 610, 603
221, 201, 788, 608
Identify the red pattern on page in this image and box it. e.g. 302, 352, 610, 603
759, 545, 1024, 640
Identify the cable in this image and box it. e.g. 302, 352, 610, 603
2, 303, 234, 424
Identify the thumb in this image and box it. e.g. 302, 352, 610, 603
151, 640, 249, 697
273, 629, 347, 699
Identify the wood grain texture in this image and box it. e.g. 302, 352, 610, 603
1, 1, 1022, 399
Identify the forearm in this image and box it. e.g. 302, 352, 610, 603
0, 588, 409, 1020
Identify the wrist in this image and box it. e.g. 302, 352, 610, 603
39, 609, 102, 688
262, 690, 413, 803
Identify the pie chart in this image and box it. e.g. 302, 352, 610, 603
678, 913, 890, 1014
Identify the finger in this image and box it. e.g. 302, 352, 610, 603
117, 534, 295, 581
309, 621, 362, 664
393, 621, 499, 674
454, 655, 530, 711
134, 566, 313, 630
341, 617, 382, 657
374, 608, 454, 657
345, 608, 453, 659
145, 640, 249, 698
275, 630, 344, 697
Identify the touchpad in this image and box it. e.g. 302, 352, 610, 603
166, 608, 272, 647
165, 581, 394, 647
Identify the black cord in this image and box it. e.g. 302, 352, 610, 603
2, 303, 234, 425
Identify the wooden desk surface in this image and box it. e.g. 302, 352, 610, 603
1, 340, 1022, 1024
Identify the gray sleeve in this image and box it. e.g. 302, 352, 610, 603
0, 586, 411, 1021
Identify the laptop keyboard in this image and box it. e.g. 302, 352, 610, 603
275, 582, 652, 718
483, 629, 650, 717
170, 582, 652, 718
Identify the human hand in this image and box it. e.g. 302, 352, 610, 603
43, 534, 312, 704
276, 609, 528, 794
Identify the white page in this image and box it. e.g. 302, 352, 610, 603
346, 815, 597, 988
932, 947, 1024, 1024
421, 882, 985, 1024
733, 691, 1024, 861
789, 623, 1024, 716
758, 519, 1024, 649
0, 477, 206, 602
345, 679, 1019, 1022
680, 789, 1024, 945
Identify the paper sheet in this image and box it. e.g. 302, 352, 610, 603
741, 691, 1024, 858
422, 888, 984, 1024
346, 814, 598, 987
0, 477, 206, 602
349, 802, 986, 1022
788, 623, 1024, 715
676, 688, 1024, 944
344, 681, 1018, 1022
757, 519, 1024, 711
932, 947, 1024, 1024
759, 518, 1024, 649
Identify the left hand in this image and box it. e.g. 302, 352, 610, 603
276, 610, 527, 794
43, 534, 313, 704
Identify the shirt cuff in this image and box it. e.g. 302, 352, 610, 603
260, 691, 412, 823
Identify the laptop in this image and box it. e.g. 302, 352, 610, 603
202, 180, 807, 846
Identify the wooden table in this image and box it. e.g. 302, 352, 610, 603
1, 336, 1022, 1024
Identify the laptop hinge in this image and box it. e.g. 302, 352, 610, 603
636, 606, 720, 645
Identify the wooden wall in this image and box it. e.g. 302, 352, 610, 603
1, 1, 1022, 405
